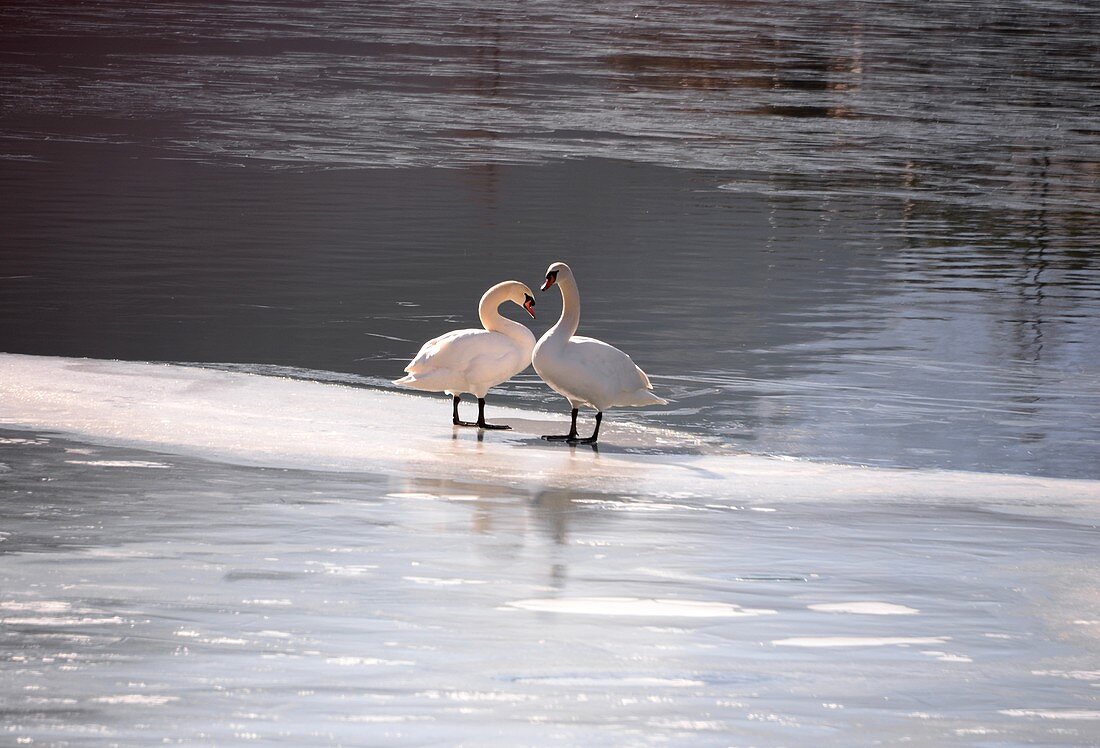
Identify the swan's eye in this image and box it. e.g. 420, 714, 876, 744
546, 270, 558, 281
524, 294, 534, 305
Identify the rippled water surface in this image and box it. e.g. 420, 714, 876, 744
1, 3, 1100, 744
3, 0, 1099, 476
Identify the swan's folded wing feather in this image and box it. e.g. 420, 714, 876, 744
405, 329, 523, 380
403, 329, 480, 374
567, 336, 652, 391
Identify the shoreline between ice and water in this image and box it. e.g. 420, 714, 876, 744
2, 352, 1099, 519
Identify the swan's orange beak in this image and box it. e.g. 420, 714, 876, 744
523, 295, 536, 319
541, 274, 556, 291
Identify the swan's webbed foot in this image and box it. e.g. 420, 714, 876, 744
451, 395, 479, 427
541, 407, 581, 442
451, 398, 508, 431
567, 411, 603, 445
478, 421, 511, 430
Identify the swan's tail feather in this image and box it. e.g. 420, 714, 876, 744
619, 388, 667, 407
393, 373, 440, 391
630, 366, 666, 406
393, 369, 465, 394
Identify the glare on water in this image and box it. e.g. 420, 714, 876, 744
1, 0, 1100, 744
2, 1, 1099, 476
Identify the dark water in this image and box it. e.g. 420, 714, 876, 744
2, 0, 1099, 477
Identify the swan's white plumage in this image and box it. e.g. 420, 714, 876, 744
533, 263, 666, 412
394, 281, 535, 400
398, 328, 530, 398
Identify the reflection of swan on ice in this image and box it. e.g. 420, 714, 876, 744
533, 262, 666, 444
394, 281, 536, 430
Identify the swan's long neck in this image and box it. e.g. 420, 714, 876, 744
547, 274, 580, 343
479, 286, 529, 343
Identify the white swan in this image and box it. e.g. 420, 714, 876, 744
394, 280, 536, 430
532, 262, 666, 444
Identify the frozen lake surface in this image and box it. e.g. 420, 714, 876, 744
1, 355, 1099, 745
2, 0, 1100, 744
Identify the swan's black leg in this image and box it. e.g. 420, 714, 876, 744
542, 408, 579, 441
476, 397, 511, 430
452, 395, 478, 427
572, 411, 602, 444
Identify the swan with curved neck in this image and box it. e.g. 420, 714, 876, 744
532, 262, 666, 444
394, 281, 536, 429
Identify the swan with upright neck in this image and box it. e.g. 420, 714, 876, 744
532, 262, 666, 444
394, 280, 536, 430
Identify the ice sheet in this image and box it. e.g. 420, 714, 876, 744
2, 354, 1097, 515
1, 418, 1098, 745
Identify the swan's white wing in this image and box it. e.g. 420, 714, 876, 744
568, 336, 652, 390
400, 329, 530, 396
538, 336, 665, 409
403, 329, 480, 375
